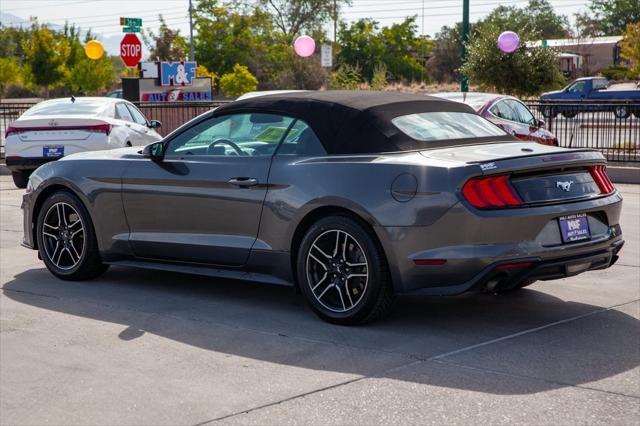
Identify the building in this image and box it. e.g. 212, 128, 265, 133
532, 36, 623, 79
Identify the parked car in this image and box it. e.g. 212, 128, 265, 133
540, 77, 640, 119
433, 92, 558, 146
21, 91, 623, 325
105, 90, 123, 99
5, 97, 162, 188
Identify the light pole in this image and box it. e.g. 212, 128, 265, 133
188, 0, 195, 61
461, 0, 469, 92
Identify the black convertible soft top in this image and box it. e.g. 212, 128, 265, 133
213, 91, 514, 154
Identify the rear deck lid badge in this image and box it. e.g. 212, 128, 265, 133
556, 180, 574, 191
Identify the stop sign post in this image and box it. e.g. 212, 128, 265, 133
120, 33, 142, 68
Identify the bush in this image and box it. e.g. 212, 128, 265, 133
328, 64, 362, 90
219, 64, 258, 97
461, 26, 565, 97
599, 65, 639, 81
370, 64, 388, 90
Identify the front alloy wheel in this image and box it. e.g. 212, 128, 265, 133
297, 215, 395, 325
36, 191, 108, 280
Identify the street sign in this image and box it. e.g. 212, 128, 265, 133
120, 17, 142, 27
122, 26, 141, 33
321, 44, 332, 68
120, 33, 142, 68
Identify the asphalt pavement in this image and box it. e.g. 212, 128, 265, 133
0, 175, 638, 425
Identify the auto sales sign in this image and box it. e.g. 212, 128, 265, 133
160, 61, 197, 86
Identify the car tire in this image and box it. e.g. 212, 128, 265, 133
562, 111, 577, 119
36, 191, 109, 281
614, 106, 630, 119
297, 215, 395, 325
11, 171, 29, 189
541, 106, 556, 119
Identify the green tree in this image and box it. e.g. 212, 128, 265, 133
259, 0, 351, 41
461, 26, 565, 97
21, 22, 70, 94
575, 0, 640, 37
0, 57, 21, 95
337, 17, 431, 83
426, 24, 464, 83
328, 64, 362, 89
620, 22, 640, 77
219, 64, 258, 96
480, 0, 571, 39
194, 1, 286, 84
143, 15, 187, 61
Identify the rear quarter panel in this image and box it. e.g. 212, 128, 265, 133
259, 153, 472, 253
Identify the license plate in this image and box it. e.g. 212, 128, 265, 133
558, 213, 591, 243
43, 146, 64, 158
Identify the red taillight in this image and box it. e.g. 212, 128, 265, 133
589, 165, 615, 194
5, 126, 18, 138
4, 124, 111, 137
495, 261, 533, 271
462, 175, 522, 209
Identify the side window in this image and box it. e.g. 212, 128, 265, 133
165, 113, 294, 157
115, 103, 133, 122
567, 81, 585, 93
126, 104, 148, 126
592, 79, 608, 90
490, 101, 518, 122
277, 120, 326, 156
508, 100, 536, 126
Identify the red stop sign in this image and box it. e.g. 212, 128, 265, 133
120, 33, 142, 68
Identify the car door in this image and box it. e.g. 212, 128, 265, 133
508, 100, 553, 145
488, 100, 531, 140
120, 112, 294, 266
115, 102, 145, 145
125, 103, 161, 143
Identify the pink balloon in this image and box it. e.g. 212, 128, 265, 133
294, 35, 316, 57
497, 31, 520, 53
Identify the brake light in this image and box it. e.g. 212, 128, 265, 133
5, 126, 18, 138
4, 124, 112, 137
462, 175, 522, 209
589, 165, 614, 194
495, 261, 533, 271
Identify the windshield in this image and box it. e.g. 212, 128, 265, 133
22, 100, 108, 117
392, 111, 506, 142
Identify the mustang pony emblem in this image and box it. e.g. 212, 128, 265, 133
556, 180, 574, 191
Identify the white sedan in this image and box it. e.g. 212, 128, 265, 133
4, 97, 162, 188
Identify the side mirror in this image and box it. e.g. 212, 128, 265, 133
148, 120, 162, 129
142, 141, 165, 161
537, 118, 546, 128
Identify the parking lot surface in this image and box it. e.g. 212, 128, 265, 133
1, 175, 638, 425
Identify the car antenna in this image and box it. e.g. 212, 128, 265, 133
70, 95, 76, 103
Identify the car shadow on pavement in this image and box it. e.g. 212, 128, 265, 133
3, 266, 639, 396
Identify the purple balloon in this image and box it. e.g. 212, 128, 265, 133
497, 31, 520, 53
294, 35, 316, 57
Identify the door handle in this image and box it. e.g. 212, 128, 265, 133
228, 177, 258, 187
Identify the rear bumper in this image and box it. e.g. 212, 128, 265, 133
377, 192, 625, 295
5, 157, 57, 172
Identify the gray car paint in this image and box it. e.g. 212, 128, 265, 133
22, 112, 623, 295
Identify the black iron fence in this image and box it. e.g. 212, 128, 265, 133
135, 100, 231, 136
2, 99, 639, 163
523, 100, 640, 163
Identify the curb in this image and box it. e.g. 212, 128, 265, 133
607, 166, 640, 184
0, 163, 9, 176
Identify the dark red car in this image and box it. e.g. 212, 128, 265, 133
433, 92, 559, 146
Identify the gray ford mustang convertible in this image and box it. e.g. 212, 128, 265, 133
21, 91, 624, 324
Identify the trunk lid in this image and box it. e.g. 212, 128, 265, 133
10, 116, 110, 142
423, 142, 612, 207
